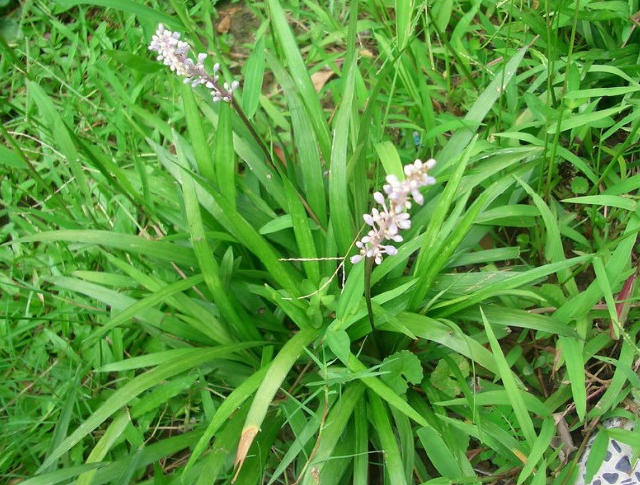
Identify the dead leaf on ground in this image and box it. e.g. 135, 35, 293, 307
311, 69, 335, 92
217, 6, 242, 34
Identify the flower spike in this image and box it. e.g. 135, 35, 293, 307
148, 24, 239, 102
351, 159, 436, 265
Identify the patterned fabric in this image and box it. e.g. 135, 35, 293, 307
575, 419, 640, 485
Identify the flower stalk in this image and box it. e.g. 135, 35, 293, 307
148, 24, 277, 173
356, 159, 436, 358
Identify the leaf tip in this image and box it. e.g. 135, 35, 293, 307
233, 425, 260, 481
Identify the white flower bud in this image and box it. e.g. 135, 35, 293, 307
351, 159, 436, 264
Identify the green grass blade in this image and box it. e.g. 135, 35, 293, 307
300, 383, 365, 485
214, 102, 237, 205
77, 410, 130, 485
395, 0, 414, 50
38, 348, 226, 471
182, 84, 215, 183
184, 366, 268, 475
562, 195, 637, 211
515, 175, 578, 295
329, 60, 356, 255
385, 313, 499, 374
16, 230, 197, 266
176, 134, 257, 341
592, 256, 622, 338
375, 141, 404, 179
369, 391, 408, 485
85, 274, 205, 342
558, 336, 587, 421
437, 46, 529, 169
242, 34, 265, 118
267, 52, 327, 226
516, 417, 555, 484
283, 178, 320, 283
436, 255, 592, 317
412, 187, 489, 309
416, 426, 463, 479
411, 136, 477, 307
21, 464, 107, 485
235, 327, 321, 471
266, 0, 331, 160
480, 308, 536, 447
54, 0, 181, 28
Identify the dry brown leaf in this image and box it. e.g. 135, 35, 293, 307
274, 145, 286, 166
217, 15, 232, 34
217, 7, 242, 34
359, 48, 375, 58
311, 69, 334, 92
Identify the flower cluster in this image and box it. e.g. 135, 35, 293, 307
148, 24, 239, 102
351, 159, 436, 265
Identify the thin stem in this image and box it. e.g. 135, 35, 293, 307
228, 94, 324, 230
364, 256, 381, 358
230, 97, 278, 173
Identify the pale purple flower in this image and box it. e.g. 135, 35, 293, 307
351, 159, 436, 265
149, 24, 239, 102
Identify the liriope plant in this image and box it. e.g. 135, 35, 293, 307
11, 1, 638, 484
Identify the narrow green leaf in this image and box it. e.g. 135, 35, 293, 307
182, 84, 215, 182
437, 46, 529, 169
283, 178, 320, 283
151, 140, 300, 293
21, 464, 106, 485
86, 274, 206, 342
395, 0, 414, 49
236, 327, 321, 469
564, 85, 640, 98
214, 102, 236, 205
548, 105, 628, 134
584, 429, 609, 483
325, 328, 350, 363
437, 256, 591, 317
562, 195, 636, 211
184, 366, 268, 474
481, 308, 536, 447
242, 34, 266, 118
176, 134, 256, 340
329, 60, 356, 255
375, 141, 404, 179
353, 400, 369, 485
417, 427, 462, 479
369, 391, 408, 485
385, 313, 499, 374
301, 384, 365, 485
97, 344, 256, 374
267, 0, 331, 160
515, 175, 578, 295
516, 418, 555, 484
592, 256, 621, 339
27, 81, 89, 198
38, 348, 225, 471
411, 137, 476, 306
53, 0, 181, 28
412, 186, 489, 309
17, 230, 197, 266
77, 411, 130, 485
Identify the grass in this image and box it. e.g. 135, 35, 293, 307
1, 0, 639, 484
